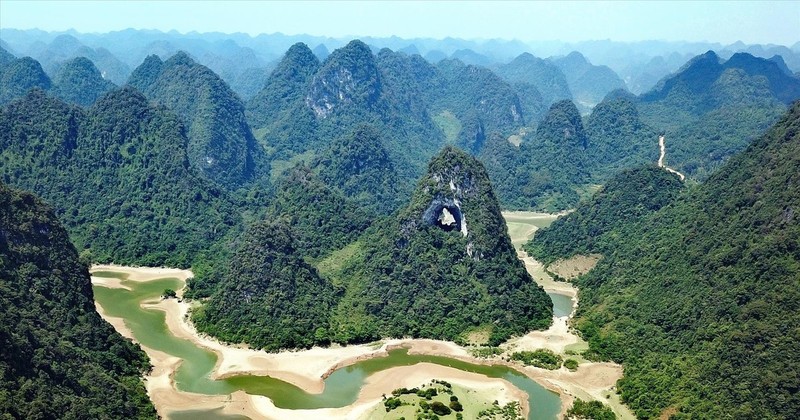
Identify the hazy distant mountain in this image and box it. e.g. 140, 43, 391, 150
0, 45, 16, 67
552, 51, 627, 110
312, 43, 330, 60
638, 51, 800, 177
495, 52, 572, 107
450, 48, 492, 66
19, 34, 131, 84
619, 52, 693, 94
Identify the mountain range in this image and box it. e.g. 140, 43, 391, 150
1, 29, 799, 418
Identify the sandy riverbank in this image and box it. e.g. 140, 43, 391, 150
91, 265, 532, 419
501, 212, 636, 419
91, 218, 634, 420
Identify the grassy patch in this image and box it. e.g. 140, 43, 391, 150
315, 241, 364, 283
432, 110, 462, 144
370, 381, 521, 420
269, 149, 317, 182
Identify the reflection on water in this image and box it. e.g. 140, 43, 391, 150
93, 274, 561, 419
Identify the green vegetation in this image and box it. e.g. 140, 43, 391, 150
470, 347, 504, 359
335, 146, 552, 344
563, 358, 579, 371
315, 124, 407, 214
192, 221, 338, 351
638, 51, 798, 178
267, 165, 371, 259
0, 181, 155, 418
484, 100, 589, 211
0, 88, 245, 268
52, 56, 116, 106
525, 166, 684, 264
477, 401, 523, 420
380, 380, 516, 419
0, 56, 52, 104
566, 399, 616, 420
528, 103, 800, 417
128, 51, 265, 187
509, 349, 563, 370
584, 93, 659, 179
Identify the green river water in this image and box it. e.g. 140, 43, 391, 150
92, 271, 563, 419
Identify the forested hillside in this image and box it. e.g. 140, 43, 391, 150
0, 181, 155, 418
329, 146, 553, 344
0, 55, 51, 104
584, 91, 659, 178
52, 56, 116, 106
638, 51, 800, 178
484, 100, 590, 211
527, 103, 800, 418
192, 221, 339, 351
525, 166, 684, 263
128, 51, 265, 187
0, 88, 244, 267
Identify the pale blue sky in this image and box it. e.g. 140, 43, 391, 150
1, 1, 798, 45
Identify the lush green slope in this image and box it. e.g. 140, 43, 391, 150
0, 56, 52, 104
585, 92, 660, 179
428, 59, 527, 153
525, 166, 684, 264
331, 146, 552, 344
128, 51, 264, 187
638, 51, 800, 178
315, 124, 407, 214
0, 181, 155, 418
486, 100, 590, 211
528, 103, 800, 418
248, 41, 443, 186
267, 165, 372, 259
246, 42, 320, 157
52, 56, 116, 106
0, 88, 243, 267
193, 221, 338, 351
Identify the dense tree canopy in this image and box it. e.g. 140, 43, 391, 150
528, 103, 800, 418
193, 221, 339, 351
0, 181, 155, 418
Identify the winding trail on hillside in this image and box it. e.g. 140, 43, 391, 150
658, 135, 686, 181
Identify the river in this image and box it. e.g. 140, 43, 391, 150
91, 212, 618, 419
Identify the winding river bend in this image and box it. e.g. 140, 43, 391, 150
93, 273, 561, 419
91, 212, 629, 419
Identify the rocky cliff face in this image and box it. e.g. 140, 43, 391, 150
305, 40, 382, 118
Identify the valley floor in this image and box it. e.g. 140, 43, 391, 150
90, 214, 634, 419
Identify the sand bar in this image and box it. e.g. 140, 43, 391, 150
90, 220, 635, 420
